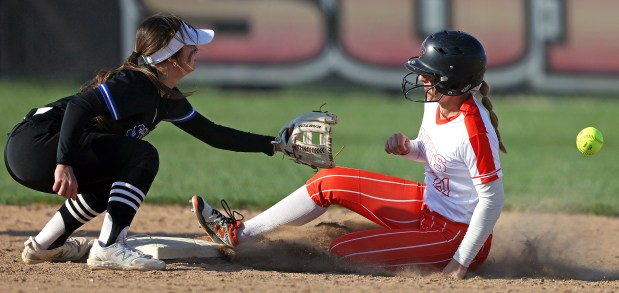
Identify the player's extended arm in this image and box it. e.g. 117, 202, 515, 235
172, 112, 276, 155
450, 178, 505, 275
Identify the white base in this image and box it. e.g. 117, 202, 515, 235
126, 236, 221, 260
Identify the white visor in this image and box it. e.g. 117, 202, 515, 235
140, 21, 214, 65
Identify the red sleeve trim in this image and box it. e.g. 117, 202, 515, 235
462, 98, 499, 184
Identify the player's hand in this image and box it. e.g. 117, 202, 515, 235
442, 259, 468, 279
384, 133, 410, 155
272, 125, 293, 154
53, 164, 78, 200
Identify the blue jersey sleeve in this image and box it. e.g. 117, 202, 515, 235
96, 70, 158, 120
162, 98, 196, 123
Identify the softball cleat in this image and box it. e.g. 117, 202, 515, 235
22, 236, 92, 264
191, 195, 243, 248
87, 239, 165, 271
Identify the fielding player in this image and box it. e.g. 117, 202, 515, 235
5, 14, 279, 270
193, 30, 506, 279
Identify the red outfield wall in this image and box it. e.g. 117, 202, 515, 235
126, 0, 619, 94
2, 0, 618, 94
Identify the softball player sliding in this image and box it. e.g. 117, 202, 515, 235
193, 30, 506, 279
4, 14, 279, 271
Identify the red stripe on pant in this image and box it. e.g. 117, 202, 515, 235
305, 166, 492, 269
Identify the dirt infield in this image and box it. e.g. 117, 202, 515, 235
0, 204, 617, 293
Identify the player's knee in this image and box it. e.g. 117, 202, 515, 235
130, 140, 159, 175
305, 167, 350, 207
314, 168, 333, 179
310, 166, 344, 184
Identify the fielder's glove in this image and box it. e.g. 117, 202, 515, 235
272, 110, 338, 170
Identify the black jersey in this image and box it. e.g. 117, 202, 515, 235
48, 70, 193, 139
43, 69, 275, 165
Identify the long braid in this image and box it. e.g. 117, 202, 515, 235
479, 81, 507, 153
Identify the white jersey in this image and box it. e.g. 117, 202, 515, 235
417, 96, 502, 224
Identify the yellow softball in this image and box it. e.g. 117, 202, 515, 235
576, 127, 604, 155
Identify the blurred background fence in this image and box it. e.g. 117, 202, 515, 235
2, 0, 619, 94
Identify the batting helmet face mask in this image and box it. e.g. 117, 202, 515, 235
402, 30, 487, 102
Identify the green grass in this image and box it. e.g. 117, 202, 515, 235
1, 80, 617, 216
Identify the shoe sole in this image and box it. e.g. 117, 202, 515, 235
22, 240, 93, 264
191, 195, 226, 246
87, 259, 165, 271
23, 256, 87, 264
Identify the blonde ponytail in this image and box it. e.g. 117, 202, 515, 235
479, 81, 507, 153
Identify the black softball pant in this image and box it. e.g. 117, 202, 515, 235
4, 109, 159, 198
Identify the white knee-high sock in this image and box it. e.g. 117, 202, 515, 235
98, 213, 114, 245
97, 213, 130, 246
35, 194, 103, 250
238, 185, 327, 242
34, 212, 65, 249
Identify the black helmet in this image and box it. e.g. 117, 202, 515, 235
402, 30, 486, 101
